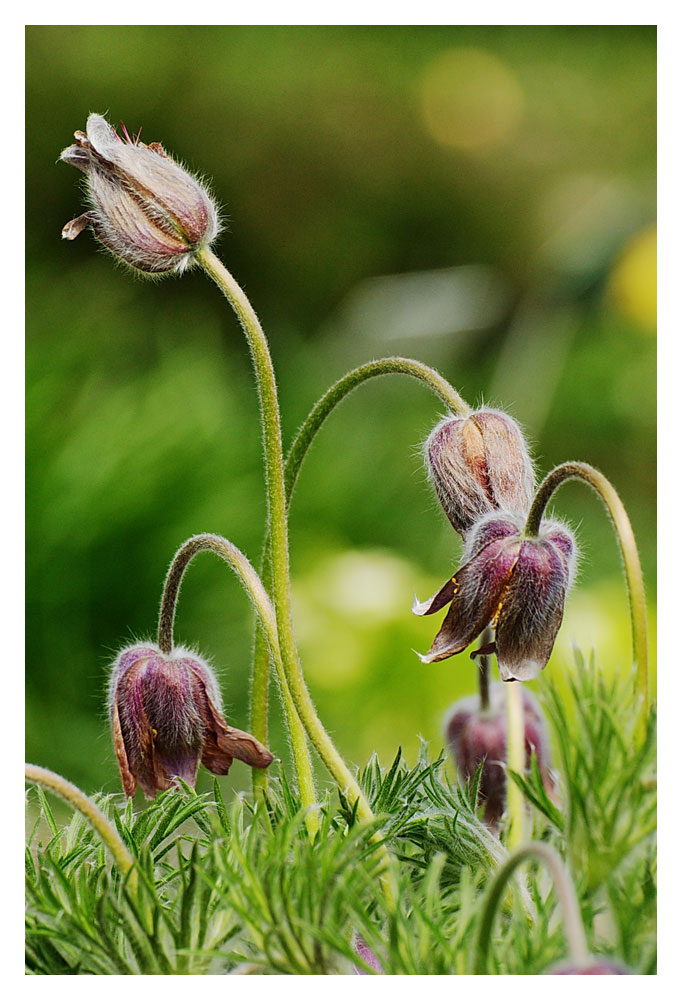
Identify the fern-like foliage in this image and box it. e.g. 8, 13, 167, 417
26, 655, 656, 974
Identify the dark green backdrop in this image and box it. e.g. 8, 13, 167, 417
26, 25, 656, 796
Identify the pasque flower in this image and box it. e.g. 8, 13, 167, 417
109, 643, 273, 799
426, 409, 535, 537
444, 684, 554, 825
414, 513, 576, 681
60, 113, 219, 274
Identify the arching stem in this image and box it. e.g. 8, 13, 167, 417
524, 461, 649, 736
250, 357, 470, 793
25, 764, 137, 893
474, 841, 589, 974
158, 533, 318, 836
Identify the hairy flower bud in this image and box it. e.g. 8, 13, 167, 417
427, 409, 535, 536
60, 114, 219, 274
108, 643, 273, 799
444, 684, 553, 825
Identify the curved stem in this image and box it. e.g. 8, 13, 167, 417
157, 533, 318, 834
524, 461, 649, 734
196, 248, 382, 844
284, 358, 470, 502
504, 681, 526, 848
474, 842, 589, 974
250, 357, 470, 787
25, 764, 137, 892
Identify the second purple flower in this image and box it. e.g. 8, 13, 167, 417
414, 514, 576, 681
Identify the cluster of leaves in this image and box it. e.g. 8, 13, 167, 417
26, 657, 656, 975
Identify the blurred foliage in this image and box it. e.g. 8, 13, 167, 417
26, 26, 655, 794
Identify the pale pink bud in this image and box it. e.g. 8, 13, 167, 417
60, 114, 219, 275
427, 408, 535, 536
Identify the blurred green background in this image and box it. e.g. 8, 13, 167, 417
26, 25, 656, 798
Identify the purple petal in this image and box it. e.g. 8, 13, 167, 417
419, 536, 520, 663
412, 575, 458, 616
496, 539, 569, 681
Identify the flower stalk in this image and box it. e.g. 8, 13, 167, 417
190, 254, 385, 844
25, 764, 137, 892
158, 533, 317, 832
250, 356, 470, 790
504, 681, 526, 848
524, 461, 649, 735
474, 841, 589, 974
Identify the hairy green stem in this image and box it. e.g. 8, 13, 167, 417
196, 247, 317, 817
474, 842, 589, 974
504, 681, 526, 848
25, 764, 137, 891
478, 626, 492, 711
196, 250, 380, 847
524, 461, 649, 735
157, 533, 318, 834
250, 357, 469, 792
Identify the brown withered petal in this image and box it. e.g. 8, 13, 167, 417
190, 665, 274, 774
416, 535, 520, 663
496, 537, 571, 681
61, 212, 97, 241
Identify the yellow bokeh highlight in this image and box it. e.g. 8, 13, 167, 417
420, 47, 524, 152
607, 225, 657, 333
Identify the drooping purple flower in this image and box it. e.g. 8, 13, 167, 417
426, 409, 535, 537
444, 684, 554, 825
414, 514, 576, 681
546, 960, 631, 975
60, 114, 219, 274
108, 643, 273, 799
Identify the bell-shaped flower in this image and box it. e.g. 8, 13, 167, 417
414, 514, 576, 681
60, 113, 219, 274
426, 409, 535, 537
108, 643, 273, 799
444, 684, 554, 825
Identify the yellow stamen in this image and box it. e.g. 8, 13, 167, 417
490, 583, 510, 627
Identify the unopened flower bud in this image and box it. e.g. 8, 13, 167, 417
60, 114, 219, 274
546, 960, 631, 975
426, 409, 535, 536
444, 684, 553, 825
109, 643, 273, 799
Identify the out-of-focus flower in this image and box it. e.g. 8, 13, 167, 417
546, 960, 631, 975
426, 409, 535, 537
60, 113, 219, 274
414, 514, 576, 681
109, 643, 273, 799
352, 934, 384, 975
444, 684, 554, 825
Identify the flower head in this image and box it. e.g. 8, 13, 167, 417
414, 513, 576, 681
546, 960, 631, 975
60, 114, 219, 274
109, 643, 273, 799
444, 684, 554, 825
426, 408, 535, 537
